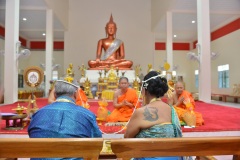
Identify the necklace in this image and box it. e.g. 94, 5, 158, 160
55, 98, 75, 104
149, 98, 161, 104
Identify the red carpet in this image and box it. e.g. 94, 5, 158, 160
0, 98, 240, 134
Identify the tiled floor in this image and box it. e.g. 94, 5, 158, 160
186, 100, 240, 160
210, 100, 240, 109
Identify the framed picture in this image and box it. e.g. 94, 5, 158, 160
23, 66, 44, 88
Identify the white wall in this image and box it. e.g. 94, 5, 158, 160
154, 50, 195, 91
189, 30, 240, 93
210, 30, 240, 95
160, 30, 240, 93
65, 0, 153, 80
0, 37, 64, 91
0, 38, 4, 90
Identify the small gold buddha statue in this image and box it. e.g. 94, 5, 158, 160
65, 63, 74, 83
83, 78, 93, 99
88, 14, 133, 70
108, 66, 117, 81
66, 63, 74, 77
133, 79, 140, 91
78, 64, 86, 78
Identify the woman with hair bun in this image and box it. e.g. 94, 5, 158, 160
124, 71, 183, 160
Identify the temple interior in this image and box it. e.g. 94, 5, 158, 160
1, 0, 240, 104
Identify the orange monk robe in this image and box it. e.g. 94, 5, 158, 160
76, 88, 88, 107
107, 88, 140, 122
174, 90, 204, 126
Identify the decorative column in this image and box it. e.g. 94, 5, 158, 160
4, 0, 19, 104
45, 9, 54, 96
197, 0, 211, 102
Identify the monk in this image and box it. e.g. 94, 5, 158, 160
168, 81, 204, 126
48, 85, 89, 109
107, 77, 140, 122
88, 15, 133, 69
76, 86, 90, 109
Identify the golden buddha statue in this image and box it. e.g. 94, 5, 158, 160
66, 63, 74, 77
78, 64, 86, 78
65, 63, 74, 83
108, 66, 117, 81
83, 78, 93, 99
88, 14, 133, 70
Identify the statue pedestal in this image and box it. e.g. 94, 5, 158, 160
79, 70, 136, 84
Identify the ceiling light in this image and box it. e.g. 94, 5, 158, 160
192, 20, 195, 24
42, 33, 46, 36
173, 35, 177, 38
22, 18, 27, 21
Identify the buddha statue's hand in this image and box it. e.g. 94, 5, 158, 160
96, 58, 101, 63
108, 57, 116, 61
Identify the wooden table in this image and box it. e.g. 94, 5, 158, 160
1, 113, 27, 130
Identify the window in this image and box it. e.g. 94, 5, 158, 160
52, 71, 58, 80
18, 74, 24, 88
218, 64, 229, 88
195, 70, 199, 88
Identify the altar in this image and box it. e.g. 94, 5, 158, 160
79, 70, 136, 84
79, 69, 138, 99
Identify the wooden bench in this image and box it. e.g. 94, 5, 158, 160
0, 137, 239, 160
211, 94, 240, 103
211, 93, 227, 101
111, 137, 240, 160
225, 95, 240, 103
0, 138, 103, 159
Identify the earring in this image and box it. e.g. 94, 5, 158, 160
143, 82, 148, 89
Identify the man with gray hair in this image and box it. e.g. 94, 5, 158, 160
28, 80, 102, 140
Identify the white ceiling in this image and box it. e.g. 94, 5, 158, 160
0, 0, 239, 42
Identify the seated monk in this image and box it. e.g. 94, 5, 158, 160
88, 15, 133, 69
48, 85, 89, 109
76, 86, 90, 109
107, 77, 140, 122
168, 81, 204, 126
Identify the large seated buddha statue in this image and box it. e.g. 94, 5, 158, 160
88, 15, 133, 70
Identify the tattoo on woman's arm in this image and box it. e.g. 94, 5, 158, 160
143, 107, 158, 121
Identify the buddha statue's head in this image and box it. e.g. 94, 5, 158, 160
105, 14, 117, 37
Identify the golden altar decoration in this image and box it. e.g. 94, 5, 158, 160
101, 140, 113, 154
106, 66, 118, 90
96, 70, 107, 98
147, 64, 153, 73
96, 99, 109, 124
12, 104, 27, 115
83, 78, 93, 99
96, 66, 119, 99
102, 90, 115, 100
78, 64, 86, 78
64, 63, 75, 83
134, 65, 141, 78
23, 66, 43, 116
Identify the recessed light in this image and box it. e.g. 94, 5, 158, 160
173, 35, 177, 38
192, 20, 195, 24
42, 33, 46, 36
22, 18, 27, 21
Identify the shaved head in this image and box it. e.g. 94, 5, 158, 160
175, 81, 185, 95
